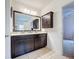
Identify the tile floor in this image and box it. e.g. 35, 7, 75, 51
13, 47, 69, 59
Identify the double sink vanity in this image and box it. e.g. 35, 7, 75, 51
11, 32, 47, 58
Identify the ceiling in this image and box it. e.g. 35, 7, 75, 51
15, 0, 53, 10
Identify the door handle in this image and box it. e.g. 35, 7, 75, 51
5, 35, 9, 37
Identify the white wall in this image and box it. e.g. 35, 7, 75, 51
41, 0, 73, 55
12, 1, 41, 16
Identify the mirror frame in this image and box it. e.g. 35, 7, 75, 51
13, 10, 41, 32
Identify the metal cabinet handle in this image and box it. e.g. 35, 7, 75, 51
5, 35, 9, 37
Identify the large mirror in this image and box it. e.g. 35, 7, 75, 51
13, 11, 41, 31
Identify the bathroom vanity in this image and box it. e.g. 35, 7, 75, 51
11, 10, 53, 58
11, 32, 47, 58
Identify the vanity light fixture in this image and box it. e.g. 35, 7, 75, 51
23, 8, 30, 14
20, 8, 37, 15
30, 10, 37, 15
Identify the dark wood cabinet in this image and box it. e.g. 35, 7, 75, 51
11, 33, 47, 58
11, 35, 34, 58
34, 34, 47, 50
42, 12, 53, 28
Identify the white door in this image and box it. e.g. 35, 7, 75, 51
5, 0, 11, 59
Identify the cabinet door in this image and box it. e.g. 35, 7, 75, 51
11, 36, 25, 58
39, 34, 47, 47
34, 34, 47, 50
23, 35, 34, 53
34, 35, 41, 49
11, 35, 34, 58
14, 39, 25, 57
42, 12, 53, 28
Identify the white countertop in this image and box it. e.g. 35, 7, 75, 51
11, 31, 47, 36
